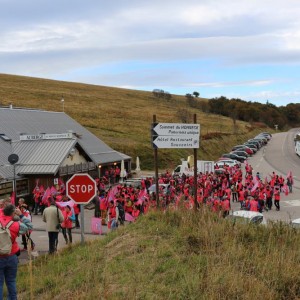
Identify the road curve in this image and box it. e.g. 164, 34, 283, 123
262, 128, 300, 189
244, 129, 300, 222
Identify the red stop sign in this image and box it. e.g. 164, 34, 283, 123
66, 173, 97, 204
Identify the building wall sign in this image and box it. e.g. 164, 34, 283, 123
20, 133, 73, 141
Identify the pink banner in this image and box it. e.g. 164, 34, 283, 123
251, 181, 259, 193
125, 212, 135, 222
107, 185, 119, 202
282, 184, 289, 196
42, 187, 51, 203
56, 200, 76, 208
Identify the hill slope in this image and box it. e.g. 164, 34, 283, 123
0, 74, 269, 169
17, 209, 300, 299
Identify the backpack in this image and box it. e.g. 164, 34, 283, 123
0, 220, 14, 255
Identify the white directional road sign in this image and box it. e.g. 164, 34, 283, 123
151, 123, 200, 149
152, 123, 200, 136
152, 135, 199, 148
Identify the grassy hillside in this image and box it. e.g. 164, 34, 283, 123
0, 74, 271, 169
16, 209, 300, 299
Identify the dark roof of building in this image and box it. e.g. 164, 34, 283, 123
0, 107, 130, 179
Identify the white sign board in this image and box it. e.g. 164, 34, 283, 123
20, 132, 73, 141
152, 136, 199, 149
152, 122, 200, 149
152, 123, 200, 136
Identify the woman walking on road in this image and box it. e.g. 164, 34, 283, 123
61, 205, 74, 244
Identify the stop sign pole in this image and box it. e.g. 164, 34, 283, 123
66, 173, 97, 244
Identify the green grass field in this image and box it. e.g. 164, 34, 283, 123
0, 74, 270, 170
16, 208, 300, 299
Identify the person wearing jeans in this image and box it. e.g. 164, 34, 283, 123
0, 204, 32, 300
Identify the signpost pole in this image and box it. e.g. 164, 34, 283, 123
194, 114, 198, 212
151, 119, 200, 209
153, 115, 159, 208
80, 204, 85, 244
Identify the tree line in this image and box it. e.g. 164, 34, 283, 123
204, 96, 300, 129
152, 89, 300, 128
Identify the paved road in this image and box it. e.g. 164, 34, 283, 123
18, 209, 108, 264
231, 129, 300, 222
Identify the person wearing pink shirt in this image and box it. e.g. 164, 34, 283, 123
61, 205, 74, 244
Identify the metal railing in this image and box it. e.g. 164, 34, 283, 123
59, 162, 96, 175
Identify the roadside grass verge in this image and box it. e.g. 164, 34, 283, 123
16, 208, 300, 299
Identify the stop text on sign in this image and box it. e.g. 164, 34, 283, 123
69, 184, 94, 194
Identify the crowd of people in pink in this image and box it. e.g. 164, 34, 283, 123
30, 161, 293, 233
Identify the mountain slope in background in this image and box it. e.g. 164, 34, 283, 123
0, 74, 268, 169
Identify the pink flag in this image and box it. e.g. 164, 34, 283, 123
125, 212, 135, 222
42, 187, 51, 203
251, 181, 259, 193
282, 184, 289, 196
10, 192, 15, 206
56, 199, 76, 208
136, 189, 147, 205
50, 186, 58, 196
58, 178, 65, 192
107, 185, 119, 202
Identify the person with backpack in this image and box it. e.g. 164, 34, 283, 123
0, 204, 33, 300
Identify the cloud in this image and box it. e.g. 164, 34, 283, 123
1, 0, 300, 105
184, 80, 274, 88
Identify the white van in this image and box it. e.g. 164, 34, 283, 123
173, 160, 214, 177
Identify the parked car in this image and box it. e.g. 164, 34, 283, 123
122, 179, 143, 188
221, 153, 246, 163
231, 150, 249, 158
148, 184, 170, 195
247, 140, 261, 149
252, 137, 268, 145
243, 143, 258, 152
232, 145, 253, 155
291, 218, 300, 229
215, 168, 226, 175
227, 210, 265, 225
259, 132, 272, 140
215, 159, 241, 168
248, 139, 263, 147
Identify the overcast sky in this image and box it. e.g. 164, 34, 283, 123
1, 0, 300, 106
